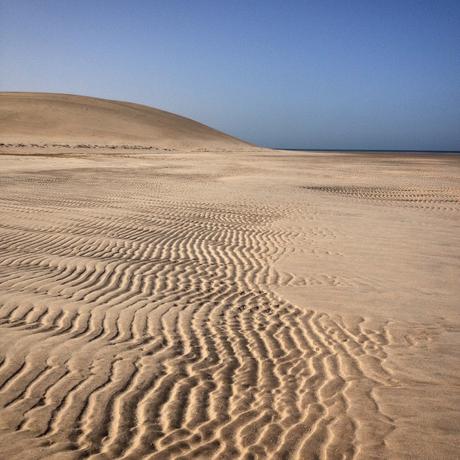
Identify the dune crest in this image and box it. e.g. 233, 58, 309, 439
0, 92, 250, 151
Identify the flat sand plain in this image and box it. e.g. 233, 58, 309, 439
0, 149, 459, 459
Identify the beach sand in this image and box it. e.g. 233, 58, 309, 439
0, 94, 459, 459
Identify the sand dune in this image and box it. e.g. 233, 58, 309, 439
0, 92, 250, 151
0, 97, 460, 459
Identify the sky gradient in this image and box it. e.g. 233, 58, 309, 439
1, 0, 459, 150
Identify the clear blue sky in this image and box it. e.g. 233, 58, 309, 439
1, 0, 459, 150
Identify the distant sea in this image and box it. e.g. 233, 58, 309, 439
280, 149, 460, 156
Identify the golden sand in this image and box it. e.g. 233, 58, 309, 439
0, 94, 459, 459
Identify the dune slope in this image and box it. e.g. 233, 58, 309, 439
0, 92, 250, 150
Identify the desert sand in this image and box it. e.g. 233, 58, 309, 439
0, 94, 459, 459
0, 92, 249, 151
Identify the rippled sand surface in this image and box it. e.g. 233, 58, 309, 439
0, 150, 459, 459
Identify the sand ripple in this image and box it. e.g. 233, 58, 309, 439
1, 153, 459, 459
